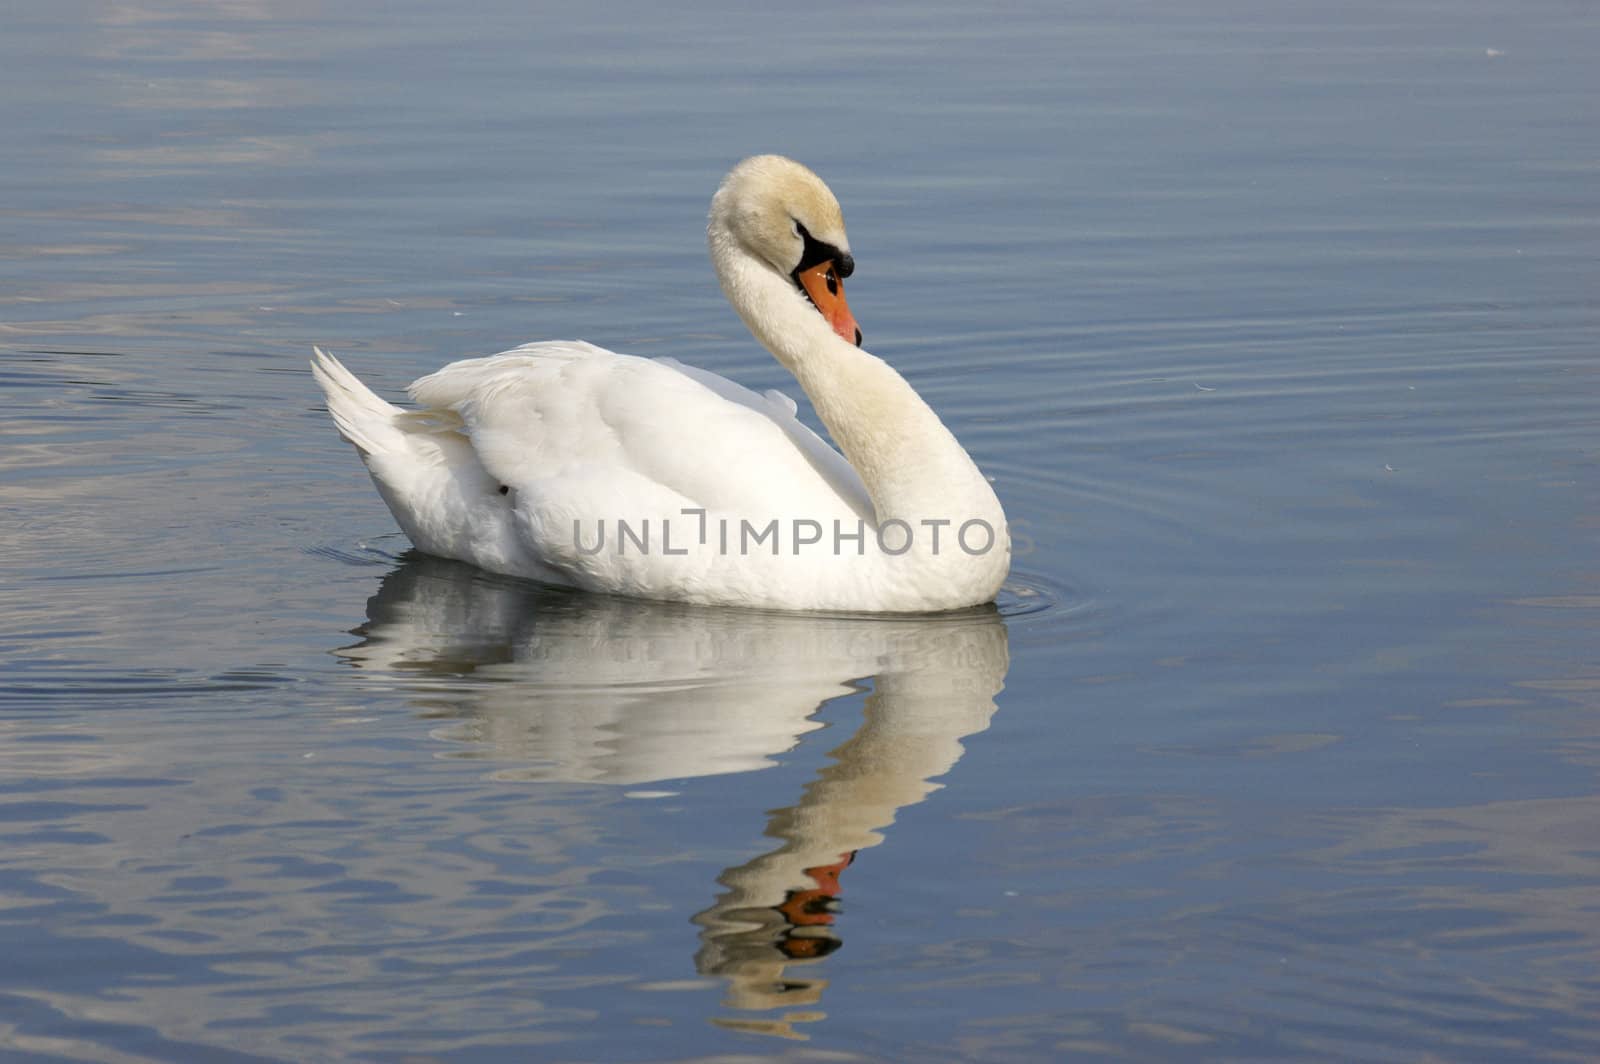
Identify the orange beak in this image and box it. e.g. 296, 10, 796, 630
797, 260, 863, 347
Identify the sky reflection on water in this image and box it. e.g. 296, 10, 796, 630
1, 0, 1598, 1059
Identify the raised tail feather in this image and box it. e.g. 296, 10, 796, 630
310, 346, 406, 457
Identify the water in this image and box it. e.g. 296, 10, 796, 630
3, 1, 1598, 1059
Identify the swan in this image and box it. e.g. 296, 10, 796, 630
311, 155, 1008, 611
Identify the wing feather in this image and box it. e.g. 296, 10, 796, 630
407, 343, 871, 528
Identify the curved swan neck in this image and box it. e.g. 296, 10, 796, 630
707, 221, 825, 373
708, 222, 1004, 528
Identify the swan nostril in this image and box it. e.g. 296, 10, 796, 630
854, 328, 863, 347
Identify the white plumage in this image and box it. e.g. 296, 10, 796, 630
312, 156, 1009, 611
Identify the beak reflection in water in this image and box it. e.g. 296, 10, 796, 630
336, 553, 1010, 1038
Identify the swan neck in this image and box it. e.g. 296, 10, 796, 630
709, 225, 1002, 528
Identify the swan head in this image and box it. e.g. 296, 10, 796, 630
710, 155, 862, 347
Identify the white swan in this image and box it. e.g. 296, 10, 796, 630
311, 155, 1008, 611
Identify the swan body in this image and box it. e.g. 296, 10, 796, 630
312, 155, 1008, 612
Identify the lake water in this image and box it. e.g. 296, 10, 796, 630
3, 1, 1598, 1060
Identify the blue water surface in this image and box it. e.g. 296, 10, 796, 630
1, 2, 1597, 1060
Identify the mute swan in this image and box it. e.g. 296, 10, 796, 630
311, 155, 1008, 611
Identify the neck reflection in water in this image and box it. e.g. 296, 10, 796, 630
335, 553, 1010, 1038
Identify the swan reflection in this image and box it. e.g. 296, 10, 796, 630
336, 553, 1008, 1035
